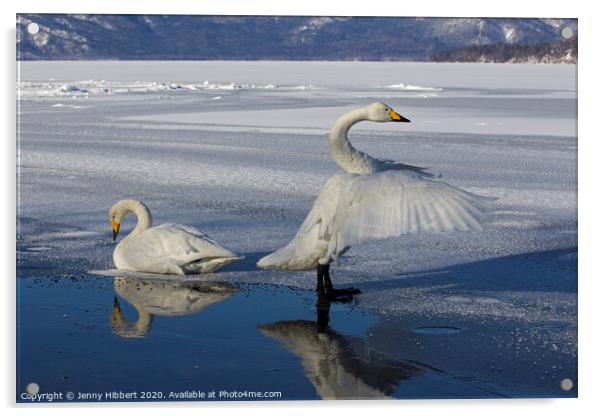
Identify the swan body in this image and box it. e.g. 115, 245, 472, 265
259, 319, 421, 399
258, 102, 492, 293
111, 276, 237, 338
109, 199, 242, 275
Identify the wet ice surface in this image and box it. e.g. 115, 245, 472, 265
18, 276, 505, 401
17, 61, 576, 400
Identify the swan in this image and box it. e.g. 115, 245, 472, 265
111, 276, 237, 338
257, 102, 492, 300
258, 299, 422, 399
109, 199, 243, 275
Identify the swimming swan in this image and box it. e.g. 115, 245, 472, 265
257, 102, 492, 299
109, 199, 242, 274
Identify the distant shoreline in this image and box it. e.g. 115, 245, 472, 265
17, 15, 577, 63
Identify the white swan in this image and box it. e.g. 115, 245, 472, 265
259, 300, 422, 399
111, 276, 237, 338
109, 199, 243, 275
258, 102, 492, 299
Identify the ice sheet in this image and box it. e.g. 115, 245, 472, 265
17, 61, 577, 395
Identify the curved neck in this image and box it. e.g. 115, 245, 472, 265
132, 306, 154, 335
328, 107, 373, 174
121, 200, 152, 238
113, 305, 154, 338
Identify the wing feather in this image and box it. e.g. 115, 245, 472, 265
257, 169, 493, 271
121, 224, 239, 272
329, 170, 492, 254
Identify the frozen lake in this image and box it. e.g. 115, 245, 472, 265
17, 61, 577, 400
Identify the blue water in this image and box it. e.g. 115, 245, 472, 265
16, 272, 500, 402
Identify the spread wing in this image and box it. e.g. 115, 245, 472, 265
330, 170, 493, 251
374, 158, 434, 177
258, 170, 493, 270
299, 172, 352, 238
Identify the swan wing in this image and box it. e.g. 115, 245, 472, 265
257, 173, 351, 270
150, 223, 238, 258
299, 172, 352, 238
374, 158, 434, 176
119, 224, 240, 273
331, 170, 493, 251
258, 170, 492, 270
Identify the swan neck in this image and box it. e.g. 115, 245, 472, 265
133, 306, 153, 333
114, 304, 153, 338
329, 108, 371, 173
123, 200, 152, 237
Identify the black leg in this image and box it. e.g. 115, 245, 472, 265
324, 265, 361, 296
316, 265, 325, 293
316, 296, 331, 333
316, 264, 361, 301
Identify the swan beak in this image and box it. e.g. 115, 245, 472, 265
389, 109, 410, 122
112, 297, 122, 322
111, 219, 120, 241
113, 296, 121, 314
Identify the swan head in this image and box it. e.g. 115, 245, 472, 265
108, 199, 152, 241
111, 296, 126, 326
366, 102, 410, 123
111, 296, 152, 339
108, 201, 127, 240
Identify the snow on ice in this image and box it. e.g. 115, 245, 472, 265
17, 61, 577, 394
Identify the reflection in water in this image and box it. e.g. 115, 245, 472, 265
111, 276, 237, 338
259, 299, 423, 399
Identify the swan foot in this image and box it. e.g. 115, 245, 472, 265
316, 264, 361, 302
328, 287, 362, 295
318, 290, 355, 303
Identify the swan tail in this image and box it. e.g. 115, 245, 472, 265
257, 245, 316, 271
183, 255, 244, 274
257, 249, 293, 270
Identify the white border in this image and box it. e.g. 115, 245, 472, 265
3, 1, 600, 415
10, 0, 580, 18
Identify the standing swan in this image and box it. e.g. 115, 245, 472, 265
109, 199, 242, 275
259, 300, 423, 399
257, 102, 492, 300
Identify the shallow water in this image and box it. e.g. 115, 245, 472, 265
16, 272, 506, 402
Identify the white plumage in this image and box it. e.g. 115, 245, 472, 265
258, 102, 492, 274
109, 199, 242, 275
111, 276, 237, 338
259, 319, 422, 399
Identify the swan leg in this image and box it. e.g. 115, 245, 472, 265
316, 296, 331, 333
316, 265, 326, 293
317, 264, 361, 301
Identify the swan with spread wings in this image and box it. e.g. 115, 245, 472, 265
258, 102, 493, 300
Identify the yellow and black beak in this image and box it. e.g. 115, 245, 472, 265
112, 296, 123, 325
111, 219, 120, 241
113, 296, 121, 314
389, 108, 411, 123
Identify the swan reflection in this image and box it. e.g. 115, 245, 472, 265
259, 299, 423, 399
111, 276, 237, 338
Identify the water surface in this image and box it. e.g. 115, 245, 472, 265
17, 272, 501, 402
